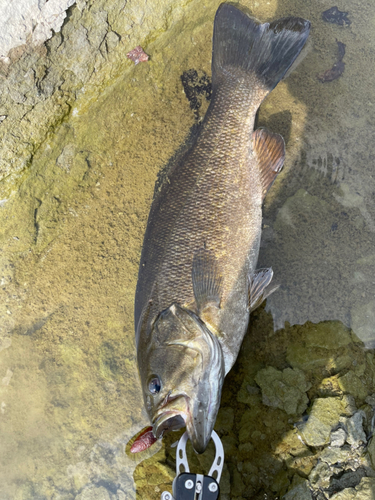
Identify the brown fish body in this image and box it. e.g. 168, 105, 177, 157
134, 3, 310, 454
136, 80, 265, 372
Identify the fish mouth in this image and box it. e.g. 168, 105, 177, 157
152, 395, 188, 439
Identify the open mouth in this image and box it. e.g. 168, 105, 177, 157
152, 395, 189, 439
153, 412, 186, 439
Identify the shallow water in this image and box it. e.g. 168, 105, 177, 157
0, 0, 375, 499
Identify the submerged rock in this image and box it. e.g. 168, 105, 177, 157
330, 427, 347, 447
283, 480, 313, 500
255, 366, 311, 415
296, 397, 354, 447
343, 411, 367, 448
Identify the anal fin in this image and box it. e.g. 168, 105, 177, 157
249, 267, 279, 312
252, 128, 285, 200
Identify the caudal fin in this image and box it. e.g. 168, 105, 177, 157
212, 3, 310, 92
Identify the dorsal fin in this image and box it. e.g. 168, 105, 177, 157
252, 128, 285, 199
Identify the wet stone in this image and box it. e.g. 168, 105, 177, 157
287, 453, 317, 477
342, 411, 367, 448
286, 321, 353, 373
355, 476, 375, 497
283, 480, 313, 500
328, 468, 367, 496
297, 414, 332, 447
255, 366, 311, 415
215, 407, 234, 433
330, 488, 356, 500
297, 397, 356, 447
365, 394, 375, 407
318, 375, 343, 397
320, 445, 352, 465
365, 436, 375, 468
309, 460, 337, 489
339, 372, 368, 401
330, 428, 347, 447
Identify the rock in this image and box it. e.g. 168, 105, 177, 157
287, 453, 317, 477
271, 469, 290, 496
0, 0, 76, 58
342, 411, 367, 448
365, 394, 375, 407
329, 468, 367, 495
231, 468, 246, 497
255, 366, 311, 415
283, 480, 313, 500
317, 375, 343, 397
221, 435, 238, 456
330, 489, 356, 500
275, 429, 310, 460
354, 477, 375, 497
320, 446, 351, 465
298, 414, 332, 447
338, 372, 368, 401
367, 436, 375, 469
286, 322, 352, 373
330, 428, 347, 447
215, 407, 234, 433
296, 397, 355, 447
238, 442, 255, 461
309, 460, 335, 489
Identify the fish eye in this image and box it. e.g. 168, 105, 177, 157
148, 375, 161, 395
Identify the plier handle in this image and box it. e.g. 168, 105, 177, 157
161, 430, 224, 500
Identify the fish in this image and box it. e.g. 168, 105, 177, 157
133, 2, 310, 454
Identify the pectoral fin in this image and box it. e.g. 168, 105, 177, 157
192, 249, 222, 313
249, 267, 279, 312
252, 128, 285, 200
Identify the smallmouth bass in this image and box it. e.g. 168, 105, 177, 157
133, 3, 310, 454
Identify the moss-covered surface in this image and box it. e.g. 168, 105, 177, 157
1, 0, 375, 498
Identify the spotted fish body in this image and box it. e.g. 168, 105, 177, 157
134, 3, 310, 454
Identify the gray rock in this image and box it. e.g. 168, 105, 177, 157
320, 446, 351, 465
330, 489, 356, 500
283, 480, 313, 500
342, 411, 367, 448
309, 461, 335, 489
329, 468, 366, 495
331, 428, 347, 447
0, 0, 76, 58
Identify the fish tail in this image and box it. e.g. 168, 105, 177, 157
212, 3, 310, 94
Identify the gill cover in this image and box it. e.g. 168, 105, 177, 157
149, 303, 225, 453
